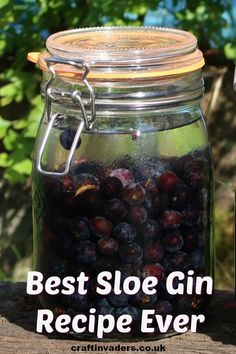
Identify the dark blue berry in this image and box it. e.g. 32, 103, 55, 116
108, 290, 129, 307
171, 184, 194, 210
144, 191, 169, 217
131, 290, 157, 309
164, 232, 184, 252
182, 206, 198, 226
72, 217, 91, 241
97, 238, 119, 256
155, 300, 172, 315
170, 155, 194, 178
123, 182, 146, 205
119, 242, 143, 264
190, 249, 204, 271
116, 306, 141, 324
142, 263, 165, 281
71, 189, 103, 217
142, 176, 159, 193
184, 160, 205, 190
90, 217, 113, 238
71, 161, 105, 182
134, 163, 156, 183
128, 206, 148, 225
110, 168, 134, 187
65, 293, 91, 312
75, 241, 97, 264
158, 171, 179, 191
144, 243, 165, 262
103, 198, 127, 223
113, 222, 136, 244
60, 128, 81, 150
92, 298, 116, 316
162, 209, 182, 229
93, 256, 118, 274
173, 295, 193, 315
138, 219, 163, 244
182, 227, 199, 253
164, 251, 191, 273
100, 176, 123, 198
119, 263, 142, 278
48, 258, 69, 278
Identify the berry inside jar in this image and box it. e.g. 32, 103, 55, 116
32, 118, 213, 340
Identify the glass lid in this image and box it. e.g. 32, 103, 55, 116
28, 26, 204, 80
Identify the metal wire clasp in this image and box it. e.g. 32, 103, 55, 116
37, 57, 96, 176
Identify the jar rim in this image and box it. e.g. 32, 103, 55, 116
28, 26, 204, 80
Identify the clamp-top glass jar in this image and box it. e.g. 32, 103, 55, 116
29, 27, 214, 340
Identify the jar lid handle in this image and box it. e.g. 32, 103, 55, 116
36, 113, 85, 176
36, 56, 96, 176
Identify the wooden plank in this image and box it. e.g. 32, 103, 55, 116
0, 282, 235, 354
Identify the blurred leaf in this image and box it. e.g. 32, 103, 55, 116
13, 118, 29, 130
0, 80, 23, 105
224, 42, 236, 62
12, 158, 32, 175
0, 116, 11, 138
0, 96, 13, 107
3, 168, 26, 184
0, 39, 7, 55
0, 153, 11, 167
1, 83, 16, 96
0, 0, 10, 9
24, 120, 39, 138
3, 129, 19, 151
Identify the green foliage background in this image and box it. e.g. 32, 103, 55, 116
0, 1, 235, 287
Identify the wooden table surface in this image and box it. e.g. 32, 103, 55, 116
0, 282, 235, 354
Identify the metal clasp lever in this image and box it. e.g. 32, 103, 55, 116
37, 57, 96, 176
36, 113, 84, 176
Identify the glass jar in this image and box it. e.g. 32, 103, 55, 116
29, 27, 214, 340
